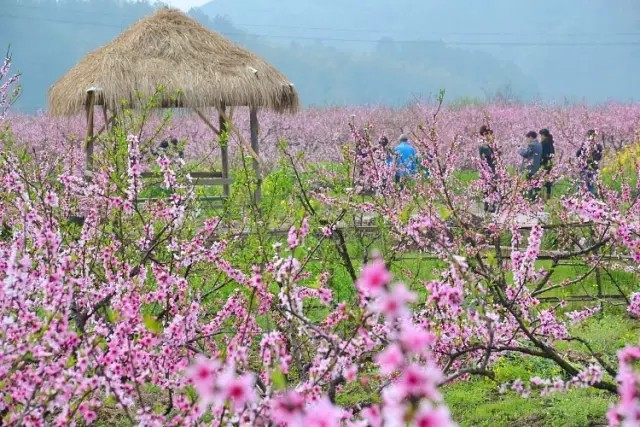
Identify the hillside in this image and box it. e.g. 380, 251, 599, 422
200, 0, 640, 102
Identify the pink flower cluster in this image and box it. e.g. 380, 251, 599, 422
7, 102, 640, 172
608, 346, 640, 426
178, 256, 455, 426
0, 52, 20, 121
504, 364, 604, 399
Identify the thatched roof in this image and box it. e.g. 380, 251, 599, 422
48, 8, 299, 116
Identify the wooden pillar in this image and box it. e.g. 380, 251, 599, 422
249, 107, 261, 204
102, 104, 109, 132
219, 104, 230, 197
85, 90, 96, 174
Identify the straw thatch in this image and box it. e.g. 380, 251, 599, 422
48, 8, 299, 116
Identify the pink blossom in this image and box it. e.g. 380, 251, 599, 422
375, 344, 404, 375
44, 191, 59, 207
185, 356, 219, 402
399, 322, 436, 355
288, 226, 299, 249
357, 260, 391, 295
373, 282, 416, 319
396, 363, 442, 401
413, 402, 456, 427
221, 370, 256, 410
303, 398, 343, 427
567, 305, 601, 324
628, 293, 640, 317
361, 405, 382, 427
271, 391, 305, 426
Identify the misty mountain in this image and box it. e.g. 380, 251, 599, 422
201, 0, 640, 102
189, 9, 537, 106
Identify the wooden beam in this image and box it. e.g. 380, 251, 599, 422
102, 104, 109, 132
85, 90, 96, 174
219, 104, 230, 197
96, 114, 116, 136
141, 171, 223, 179
191, 178, 235, 186
194, 108, 221, 136
250, 107, 261, 204
136, 195, 228, 204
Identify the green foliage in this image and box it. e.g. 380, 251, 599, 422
601, 140, 640, 192
335, 381, 379, 407
569, 313, 640, 355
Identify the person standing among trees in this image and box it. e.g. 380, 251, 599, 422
577, 129, 603, 196
371, 136, 392, 191
519, 131, 543, 201
377, 135, 392, 163
478, 125, 498, 212
539, 128, 556, 201
392, 134, 418, 185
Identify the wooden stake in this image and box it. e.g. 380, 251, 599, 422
219, 104, 230, 197
102, 104, 108, 132
250, 107, 261, 204
85, 90, 96, 174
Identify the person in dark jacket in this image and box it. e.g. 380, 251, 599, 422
539, 128, 555, 201
377, 136, 392, 162
519, 131, 543, 177
576, 129, 603, 196
519, 131, 543, 201
153, 138, 184, 159
478, 125, 496, 173
478, 125, 498, 212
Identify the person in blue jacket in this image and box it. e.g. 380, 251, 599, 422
519, 131, 543, 201
391, 134, 418, 184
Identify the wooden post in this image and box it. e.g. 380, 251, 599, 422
102, 104, 109, 132
219, 104, 230, 197
249, 107, 261, 205
85, 90, 96, 174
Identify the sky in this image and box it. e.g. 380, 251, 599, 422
159, 0, 209, 11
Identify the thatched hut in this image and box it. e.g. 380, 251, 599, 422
48, 7, 299, 201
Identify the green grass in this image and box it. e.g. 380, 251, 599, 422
444, 378, 614, 427
444, 356, 615, 426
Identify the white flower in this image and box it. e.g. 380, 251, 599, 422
452, 255, 468, 270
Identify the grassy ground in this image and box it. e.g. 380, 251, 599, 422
444, 378, 613, 427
